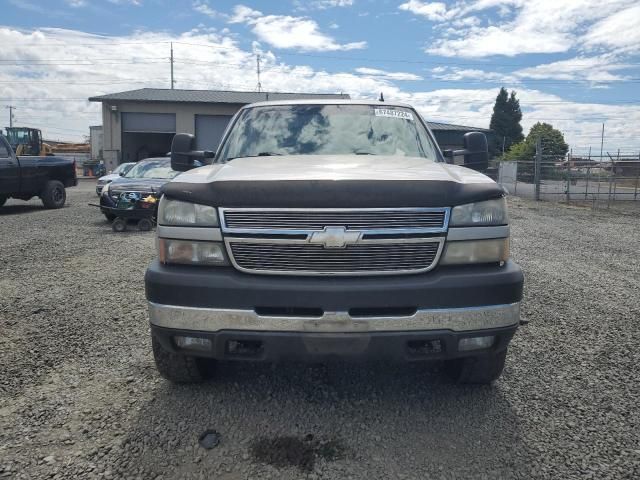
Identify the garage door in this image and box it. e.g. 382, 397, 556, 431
122, 113, 176, 133
195, 115, 233, 151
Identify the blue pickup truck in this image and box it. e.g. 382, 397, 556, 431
0, 134, 77, 209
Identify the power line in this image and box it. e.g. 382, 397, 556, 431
6, 40, 640, 69
13, 120, 88, 134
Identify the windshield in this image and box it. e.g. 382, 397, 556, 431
113, 163, 134, 175
5, 129, 31, 147
124, 159, 179, 179
218, 104, 439, 162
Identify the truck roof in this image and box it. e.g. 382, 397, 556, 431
243, 99, 414, 109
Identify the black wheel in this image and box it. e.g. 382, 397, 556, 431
0, 196, 6, 207
137, 218, 153, 231
40, 180, 66, 209
151, 336, 213, 383
112, 217, 127, 232
103, 212, 116, 222
445, 349, 507, 384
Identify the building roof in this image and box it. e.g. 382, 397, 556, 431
89, 88, 490, 133
426, 121, 492, 132
89, 88, 350, 104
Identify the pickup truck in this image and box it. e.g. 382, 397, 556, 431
0, 134, 77, 209
145, 100, 524, 384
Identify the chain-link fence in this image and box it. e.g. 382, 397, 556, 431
490, 149, 640, 205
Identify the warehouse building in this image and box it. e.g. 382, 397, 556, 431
89, 88, 492, 171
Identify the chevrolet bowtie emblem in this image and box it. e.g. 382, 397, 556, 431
309, 227, 362, 249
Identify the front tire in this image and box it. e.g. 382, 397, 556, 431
112, 217, 127, 232
445, 349, 507, 384
151, 336, 212, 383
137, 218, 153, 231
41, 180, 66, 209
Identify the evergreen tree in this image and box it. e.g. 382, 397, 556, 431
489, 87, 524, 157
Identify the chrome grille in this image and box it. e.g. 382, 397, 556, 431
221, 208, 448, 233
227, 240, 443, 276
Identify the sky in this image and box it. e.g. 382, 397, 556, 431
1, 0, 639, 156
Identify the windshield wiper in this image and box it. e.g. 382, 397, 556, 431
227, 152, 283, 161
354, 150, 376, 155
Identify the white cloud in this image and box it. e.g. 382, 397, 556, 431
355, 67, 423, 81
399, 1, 451, 21
66, 0, 87, 7
107, 0, 142, 5
583, 4, 640, 54
8, 0, 55, 14
192, 1, 220, 19
430, 67, 518, 83
312, 0, 354, 8
0, 26, 637, 153
399, 0, 638, 58
431, 55, 633, 86
514, 56, 632, 84
228, 4, 366, 51
228, 4, 261, 23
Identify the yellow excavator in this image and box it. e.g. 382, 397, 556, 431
4, 127, 89, 156
5, 127, 52, 155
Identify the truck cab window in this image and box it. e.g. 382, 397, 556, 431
0, 144, 9, 158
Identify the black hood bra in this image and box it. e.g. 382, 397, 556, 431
162, 178, 505, 208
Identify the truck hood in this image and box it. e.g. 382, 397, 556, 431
163, 155, 504, 208
108, 177, 169, 194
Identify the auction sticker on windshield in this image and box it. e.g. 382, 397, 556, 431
374, 108, 414, 121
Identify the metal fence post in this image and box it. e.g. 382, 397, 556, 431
607, 151, 615, 208
535, 138, 541, 201
585, 147, 591, 200
613, 149, 619, 202
566, 149, 571, 202
635, 153, 640, 200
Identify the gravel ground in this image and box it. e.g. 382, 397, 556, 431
1, 180, 639, 479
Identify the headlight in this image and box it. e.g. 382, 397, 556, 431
440, 238, 509, 265
158, 197, 218, 227
450, 198, 507, 227
158, 239, 228, 266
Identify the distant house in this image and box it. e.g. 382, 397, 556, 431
426, 121, 494, 152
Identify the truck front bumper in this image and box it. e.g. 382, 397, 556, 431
146, 260, 523, 362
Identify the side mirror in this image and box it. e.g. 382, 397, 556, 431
170, 133, 215, 172
453, 132, 488, 171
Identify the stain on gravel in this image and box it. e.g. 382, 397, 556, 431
250, 435, 348, 472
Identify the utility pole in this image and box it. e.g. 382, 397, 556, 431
256, 54, 262, 93
6, 105, 15, 127
170, 42, 175, 90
